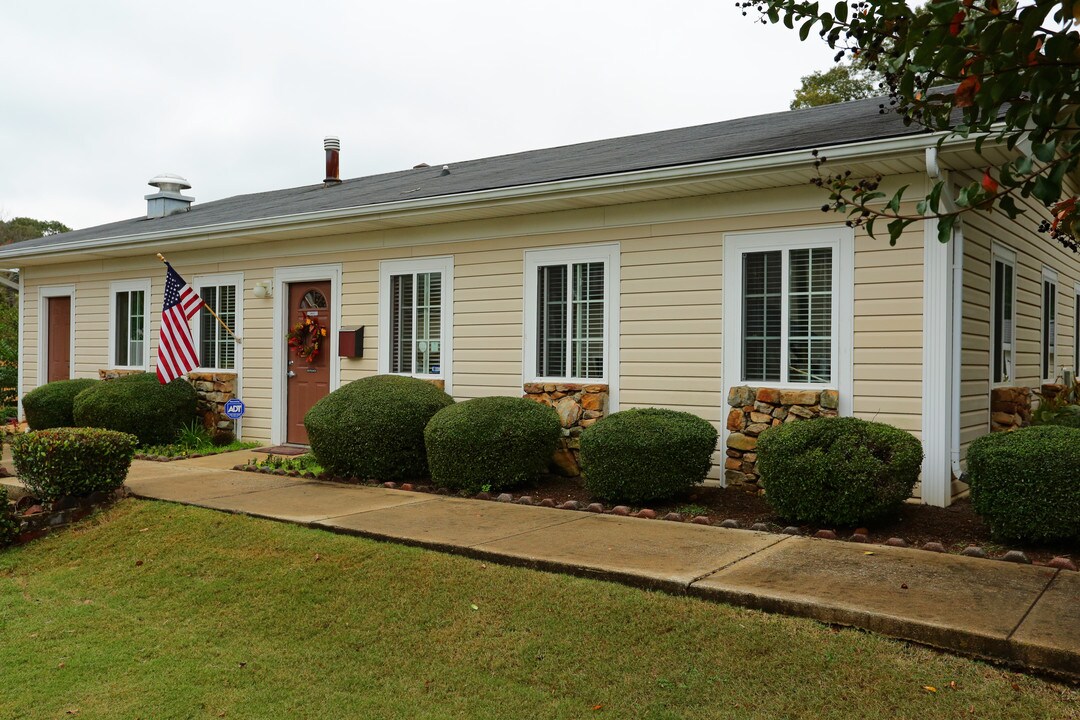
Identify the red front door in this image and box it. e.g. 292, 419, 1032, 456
286, 281, 332, 444
47, 296, 71, 383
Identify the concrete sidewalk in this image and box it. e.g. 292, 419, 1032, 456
14, 453, 1080, 679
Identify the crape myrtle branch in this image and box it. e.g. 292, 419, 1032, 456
737, 0, 1080, 249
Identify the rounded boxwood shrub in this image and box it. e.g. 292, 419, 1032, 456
305, 375, 454, 481
968, 425, 1080, 542
425, 396, 561, 494
22, 378, 99, 430
579, 408, 718, 504
11, 427, 138, 502
756, 417, 922, 526
72, 372, 198, 446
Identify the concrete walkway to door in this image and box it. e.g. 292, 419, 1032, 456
12, 451, 1080, 680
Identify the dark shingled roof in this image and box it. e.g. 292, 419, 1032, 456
11, 94, 923, 252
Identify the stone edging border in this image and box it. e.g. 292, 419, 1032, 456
10, 489, 126, 545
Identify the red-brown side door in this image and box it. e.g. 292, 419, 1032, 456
47, 296, 71, 383
286, 281, 331, 444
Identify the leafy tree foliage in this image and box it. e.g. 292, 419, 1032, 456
791, 63, 878, 108
743, 0, 1080, 248
0, 217, 70, 246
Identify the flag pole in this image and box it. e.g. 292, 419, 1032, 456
156, 253, 242, 344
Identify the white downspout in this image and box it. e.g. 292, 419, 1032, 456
950, 224, 964, 482
16, 268, 23, 423
925, 147, 965, 488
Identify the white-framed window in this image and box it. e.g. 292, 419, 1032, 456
524, 244, 619, 384
378, 256, 454, 389
1042, 267, 1058, 382
193, 272, 243, 372
1074, 282, 1080, 377
724, 228, 853, 389
109, 279, 151, 370
990, 244, 1017, 386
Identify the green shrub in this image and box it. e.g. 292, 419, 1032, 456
72, 373, 198, 446
305, 375, 454, 481
579, 408, 717, 504
756, 417, 922, 526
425, 396, 561, 494
11, 427, 138, 502
22, 378, 99, 429
968, 425, 1080, 542
0, 486, 16, 546
1031, 381, 1080, 428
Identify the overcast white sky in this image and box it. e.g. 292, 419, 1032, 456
1, 1, 839, 230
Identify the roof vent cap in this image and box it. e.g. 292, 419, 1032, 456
145, 173, 194, 219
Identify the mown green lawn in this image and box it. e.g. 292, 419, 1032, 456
0, 501, 1075, 719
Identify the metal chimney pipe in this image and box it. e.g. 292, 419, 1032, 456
324, 136, 341, 185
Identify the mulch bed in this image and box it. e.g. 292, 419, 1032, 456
237, 464, 1078, 567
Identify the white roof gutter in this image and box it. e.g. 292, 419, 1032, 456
0, 130, 960, 263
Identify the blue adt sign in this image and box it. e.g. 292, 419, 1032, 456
224, 399, 246, 420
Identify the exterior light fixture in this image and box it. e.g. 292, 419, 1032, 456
252, 280, 273, 298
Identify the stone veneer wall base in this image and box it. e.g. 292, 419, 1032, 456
725, 386, 839, 488
523, 383, 608, 477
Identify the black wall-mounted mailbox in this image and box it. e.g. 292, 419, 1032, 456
339, 326, 364, 358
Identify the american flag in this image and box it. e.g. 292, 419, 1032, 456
156, 263, 206, 384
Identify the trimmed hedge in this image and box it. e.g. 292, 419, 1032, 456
756, 417, 922, 526
305, 375, 454, 481
0, 486, 16, 546
425, 396, 561, 494
23, 378, 99, 430
579, 408, 717, 504
968, 425, 1080, 542
11, 427, 138, 502
72, 373, 198, 446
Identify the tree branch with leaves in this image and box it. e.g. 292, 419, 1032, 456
742, 0, 1080, 248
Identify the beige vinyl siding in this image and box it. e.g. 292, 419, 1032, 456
20, 180, 926, 479
960, 169, 1080, 460
853, 228, 924, 435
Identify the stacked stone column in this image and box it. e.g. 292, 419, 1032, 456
725, 386, 839, 488
523, 383, 608, 476
990, 386, 1032, 432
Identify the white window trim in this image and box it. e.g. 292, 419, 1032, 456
989, 243, 1017, 389
108, 278, 152, 371
37, 284, 76, 386
723, 226, 854, 416
1074, 281, 1080, 377
523, 243, 620, 405
271, 264, 342, 446
192, 272, 244, 374
1042, 266, 1059, 384
378, 256, 454, 394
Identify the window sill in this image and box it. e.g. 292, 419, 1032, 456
529, 378, 607, 386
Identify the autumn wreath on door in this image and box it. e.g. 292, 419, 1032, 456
286, 316, 328, 362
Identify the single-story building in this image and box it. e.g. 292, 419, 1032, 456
5, 95, 1078, 506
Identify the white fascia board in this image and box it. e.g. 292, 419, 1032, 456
0, 131, 966, 264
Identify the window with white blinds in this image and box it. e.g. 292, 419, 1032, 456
380, 257, 453, 384
991, 250, 1015, 385
198, 284, 237, 370
1042, 269, 1058, 381
740, 246, 835, 384
390, 271, 442, 375
526, 245, 616, 383
536, 261, 605, 380
110, 279, 151, 370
